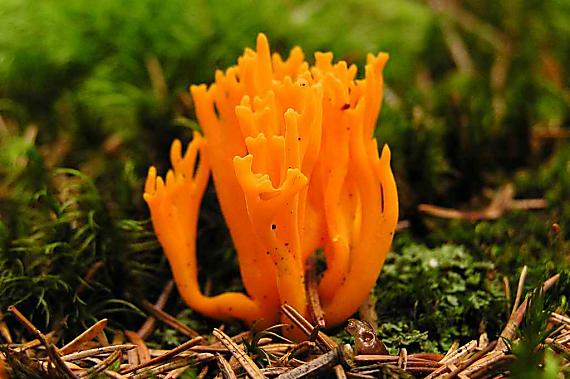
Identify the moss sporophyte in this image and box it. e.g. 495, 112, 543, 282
144, 34, 398, 332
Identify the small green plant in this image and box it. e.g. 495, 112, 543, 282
508, 272, 570, 378
375, 244, 506, 352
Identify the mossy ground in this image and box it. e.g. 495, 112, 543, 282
0, 0, 569, 376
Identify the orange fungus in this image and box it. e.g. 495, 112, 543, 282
144, 34, 398, 329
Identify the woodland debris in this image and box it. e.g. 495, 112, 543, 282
419, 184, 546, 221
2, 273, 569, 378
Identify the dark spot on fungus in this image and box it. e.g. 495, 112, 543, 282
380, 184, 385, 213
271, 224, 277, 230
341, 103, 350, 110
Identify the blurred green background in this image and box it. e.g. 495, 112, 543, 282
0, 0, 569, 361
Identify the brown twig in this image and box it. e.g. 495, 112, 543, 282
461, 351, 513, 378
354, 356, 440, 367
281, 304, 336, 352
216, 353, 238, 379
125, 330, 151, 363
74, 261, 105, 299
441, 341, 459, 362
495, 273, 560, 352
424, 341, 478, 379
212, 328, 266, 379
276, 346, 348, 379
11, 331, 57, 352
278, 341, 316, 366
104, 370, 129, 379
305, 260, 326, 329
141, 300, 200, 338
77, 348, 122, 378
129, 354, 213, 379
502, 276, 511, 316
121, 336, 203, 375
61, 344, 135, 362
446, 340, 498, 378
7, 305, 77, 379
0, 313, 12, 344
511, 265, 528, 318
398, 348, 408, 370
419, 184, 546, 221
60, 318, 108, 355
137, 280, 175, 339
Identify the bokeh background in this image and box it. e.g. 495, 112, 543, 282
0, 0, 569, 358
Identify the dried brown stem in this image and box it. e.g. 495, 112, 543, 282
141, 300, 199, 338
122, 336, 203, 375
496, 273, 560, 352
0, 317, 12, 344
61, 344, 135, 362
74, 261, 104, 298
354, 356, 440, 367
7, 305, 78, 379
216, 353, 238, 379
137, 280, 175, 339
125, 330, 151, 363
60, 319, 108, 355
129, 354, 213, 379
398, 348, 408, 370
281, 304, 336, 351
511, 266, 528, 318
212, 328, 266, 379
77, 348, 122, 378
419, 184, 546, 221
276, 345, 348, 379
305, 261, 326, 329
468, 354, 516, 379
446, 340, 498, 378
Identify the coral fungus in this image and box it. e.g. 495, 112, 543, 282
144, 34, 398, 329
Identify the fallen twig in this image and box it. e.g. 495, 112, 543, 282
60, 319, 108, 355
137, 280, 175, 339
419, 184, 546, 221
213, 328, 266, 379
141, 300, 200, 338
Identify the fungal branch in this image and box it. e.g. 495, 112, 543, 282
144, 33, 398, 330
143, 133, 262, 325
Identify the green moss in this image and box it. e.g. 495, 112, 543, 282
375, 244, 505, 352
